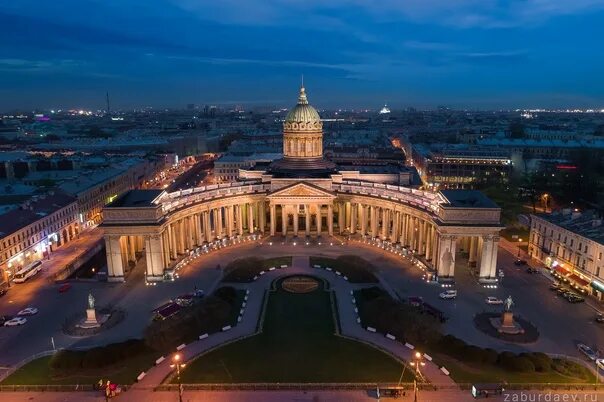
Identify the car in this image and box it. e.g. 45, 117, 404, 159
514, 259, 528, 266
439, 290, 457, 299
0, 288, 7, 297
526, 267, 538, 274
595, 313, 604, 323
0, 315, 14, 325
578, 343, 598, 361
549, 283, 562, 291
58, 283, 72, 293
4, 317, 27, 327
485, 296, 504, 305
17, 307, 38, 316
567, 295, 585, 303
407, 296, 424, 307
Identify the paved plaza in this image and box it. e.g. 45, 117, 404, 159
1, 236, 604, 388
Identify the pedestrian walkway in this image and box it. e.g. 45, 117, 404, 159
135, 255, 455, 388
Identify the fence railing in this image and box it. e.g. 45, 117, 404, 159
0, 349, 62, 383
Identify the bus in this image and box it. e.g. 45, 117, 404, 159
13, 261, 43, 283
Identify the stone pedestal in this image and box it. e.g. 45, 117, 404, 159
490, 311, 525, 335
77, 308, 100, 329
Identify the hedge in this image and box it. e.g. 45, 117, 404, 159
50, 339, 150, 370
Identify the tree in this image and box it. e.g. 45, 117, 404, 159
509, 121, 526, 139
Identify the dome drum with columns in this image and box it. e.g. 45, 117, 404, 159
269, 85, 337, 177
101, 84, 503, 288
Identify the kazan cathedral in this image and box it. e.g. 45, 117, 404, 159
103, 86, 502, 285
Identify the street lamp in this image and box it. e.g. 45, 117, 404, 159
170, 353, 186, 402
409, 351, 426, 402
517, 238, 523, 258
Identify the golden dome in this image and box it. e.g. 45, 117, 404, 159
283, 86, 322, 132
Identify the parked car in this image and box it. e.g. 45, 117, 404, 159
566, 294, 585, 303
549, 283, 562, 291
407, 296, 424, 307
595, 313, 604, 323
4, 317, 27, 327
439, 289, 457, 300
578, 343, 598, 361
17, 307, 38, 316
514, 259, 528, 266
0, 315, 13, 325
58, 283, 72, 293
0, 288, 7, 297
485, 296, 504, 305
526, 267, 538, 274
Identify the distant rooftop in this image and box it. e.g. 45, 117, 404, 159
107, 189, 164, 208
0, 191, 77, 237
536, 210, 604, 245
439, 189, 499, 209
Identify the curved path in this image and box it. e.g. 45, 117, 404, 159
134, 255, 455, 390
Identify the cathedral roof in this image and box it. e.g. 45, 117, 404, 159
283, 86, 322, 131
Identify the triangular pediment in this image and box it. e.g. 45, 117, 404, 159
268, 182, 335, 199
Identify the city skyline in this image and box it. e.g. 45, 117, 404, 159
1, 1, 604, 110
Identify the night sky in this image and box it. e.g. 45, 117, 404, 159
1, 0, 604, 110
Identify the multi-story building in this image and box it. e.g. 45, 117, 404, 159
529, 210, 604, 299
0, 191, 79, 287
407, 143, 512, 189
59, 158, 163, 227
214, 153, 282, 183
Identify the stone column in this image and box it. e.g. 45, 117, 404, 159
361, 205, 367, 235
177, 220, 185, 254
391, 211, 399, 243
371, 206, 378, 238
281, 205, 287, 236
479, 235, 499, 279
469, 236, 477, 264
169, 224, 177, 258
431, 231, 440, 267
270, 204, 276, 236
237, 205, 244, 235
194, 214, 202, 246
418, 220, 425, 255
105, 235, 124, 281
425, 225, 432, 259
316, 205, 322, 236
293, 205, 299, 236
259, 202, 266, 234
400, 214, 408, 245
204, 211, 212, 242
305, 205, 311, 236
145, 234, 165, 281
162, 231, 170, 268
338, 202, 345, 235
226, 206, 234, 238
381, 208, 388, 240
248, 204, 254, 234
350, 203, 357, 235
327, 204, 333, 236
217, 208, 223, 239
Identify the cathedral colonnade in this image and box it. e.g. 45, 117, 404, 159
102, 182, 502, 284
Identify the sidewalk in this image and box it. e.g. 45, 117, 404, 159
40, 228, 104, 280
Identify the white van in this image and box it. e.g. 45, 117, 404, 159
439, 289, 457, 299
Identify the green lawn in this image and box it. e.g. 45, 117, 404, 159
223, 256, 292, 282
500, 227, 530, 242
309, 255, 378, 283
2, 351, 159, 386
434, 354, 595, 385
178, 277, 409, 383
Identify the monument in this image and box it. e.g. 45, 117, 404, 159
76, 292, 106, 329
490, 295, 525, 335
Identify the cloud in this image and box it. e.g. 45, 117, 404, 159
169, 0, 604, 29
0, 58, 83, 72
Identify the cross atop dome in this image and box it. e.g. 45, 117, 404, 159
298, 85, 309, 105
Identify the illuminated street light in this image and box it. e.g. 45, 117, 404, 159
409, 351, 426, 402
170, 353, 186, 402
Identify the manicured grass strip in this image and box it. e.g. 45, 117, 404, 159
309, 255, 378, 283
178, 278, 409, 383
223, 256, 292, 282
2, 351, 159, 386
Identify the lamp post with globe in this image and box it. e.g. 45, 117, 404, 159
170, 353, 186, 402
409, 351, 426, 402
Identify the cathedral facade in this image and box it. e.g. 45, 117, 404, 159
102, 86, 502, 285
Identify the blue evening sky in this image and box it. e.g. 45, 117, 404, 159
1, 0, 603, 110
